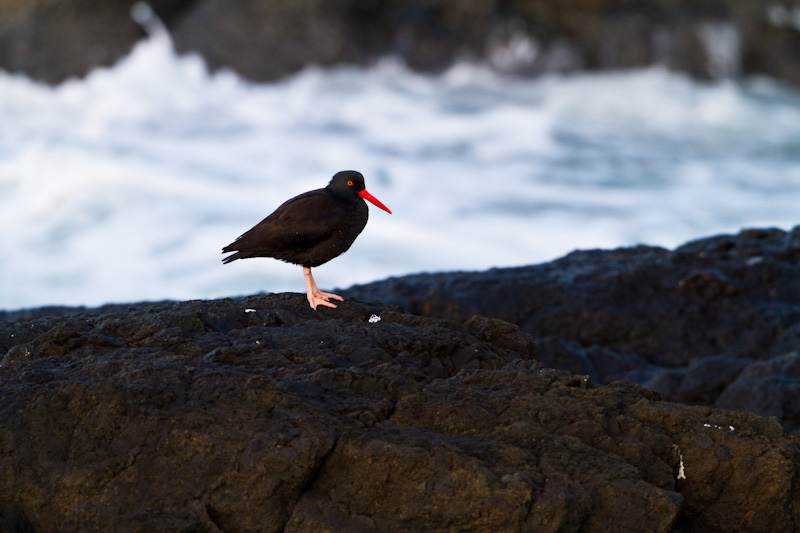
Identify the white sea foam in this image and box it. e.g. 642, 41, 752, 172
1, 30, 799, 310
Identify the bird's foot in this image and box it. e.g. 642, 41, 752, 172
307, 290, 344, 310
303, 266, 344, 310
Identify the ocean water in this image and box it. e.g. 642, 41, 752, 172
1, 29, 799, 310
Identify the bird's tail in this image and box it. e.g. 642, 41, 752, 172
221, 249, 251, 264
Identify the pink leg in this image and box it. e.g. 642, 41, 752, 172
303, 267, 344, 310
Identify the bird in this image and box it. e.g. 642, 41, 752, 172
222, 170, 392, 310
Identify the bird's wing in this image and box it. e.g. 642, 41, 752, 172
226, 191, 347, 254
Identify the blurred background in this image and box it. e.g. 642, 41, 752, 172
1, 0, 799, 310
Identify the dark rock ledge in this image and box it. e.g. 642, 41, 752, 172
1, 293, 800, 532
346, 226, 800, 432
2, 0, 800, 86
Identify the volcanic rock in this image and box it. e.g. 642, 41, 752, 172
345, 227, 800, 430
1, 0, 799, 85
1, 294, 800, 531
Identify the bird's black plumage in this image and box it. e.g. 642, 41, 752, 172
222, 170, 391, 310
222, 170, 383, 267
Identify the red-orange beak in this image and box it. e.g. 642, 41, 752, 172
359, 189, 392, 214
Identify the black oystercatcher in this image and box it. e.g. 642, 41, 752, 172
222, 170, 392, 310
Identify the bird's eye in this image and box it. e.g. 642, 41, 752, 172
347, 180, 354, 186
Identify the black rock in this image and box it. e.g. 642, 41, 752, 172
2, 293, 800, 531
1, 0, 799, 85
345, 226, 800, 429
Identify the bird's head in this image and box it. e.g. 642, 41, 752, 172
329, 170, 392, 214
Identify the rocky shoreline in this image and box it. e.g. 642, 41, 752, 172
1, 0, 799, 85
2, 227, 800, 531
346, 226, 800, 431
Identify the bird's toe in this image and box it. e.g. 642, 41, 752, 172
315, 290, 344, 302
308, 296, 338, 310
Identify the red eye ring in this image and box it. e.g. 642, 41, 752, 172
347, 180, 354, 186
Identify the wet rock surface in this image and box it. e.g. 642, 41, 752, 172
1, 0, 799, 85
346, 227, 800, 431
2, 292, 800, 532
